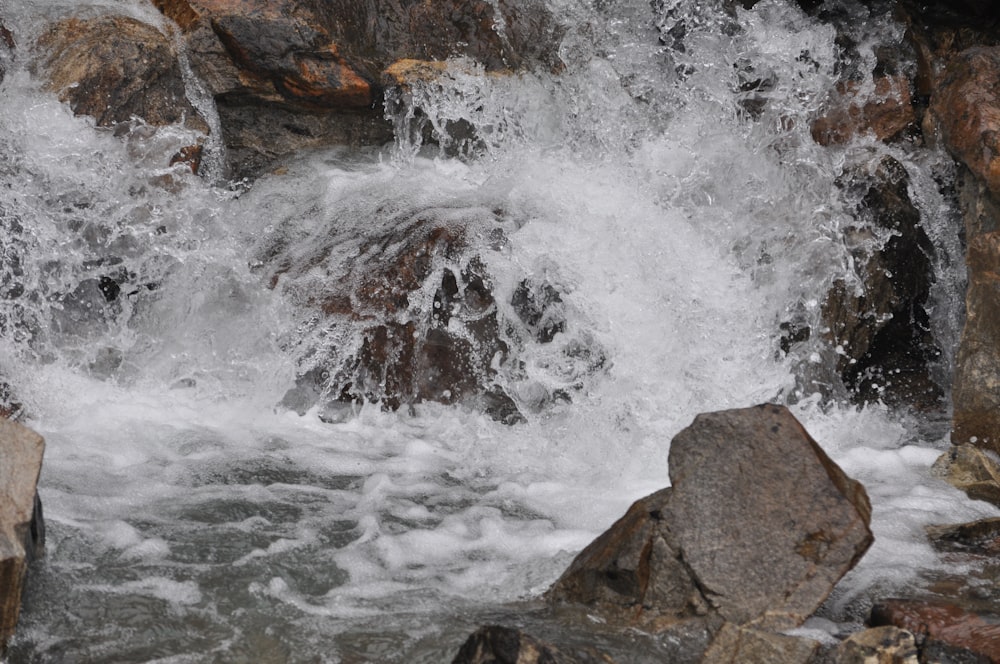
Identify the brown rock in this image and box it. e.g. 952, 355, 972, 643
812, 75, 916, 146
821, 155, 941, 410
450, 625, 615, 664
701, 623, 820, 664
870, 599, 1000, 662
951, 230, 1000, 450
931, 444, 1000, 506
150, 0, 562, 174
929, 47, 1000, 197
0, 419, 45, 654
926, 518, 1000, 555
35, 15, 207, 131
547, 405, 873, 632
830, 626, 918, 664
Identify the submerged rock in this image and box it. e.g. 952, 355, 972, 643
811, 75, 916, 146
35, 15, 207, 132
926, 517, 1000, 555
931, 444, 1000, 507
0, 419, 45, 654
547, 405, 873, 633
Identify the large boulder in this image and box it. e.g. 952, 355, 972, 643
547, 405, 873, 633
34, 15, 207, 132
0, 419, 45, 654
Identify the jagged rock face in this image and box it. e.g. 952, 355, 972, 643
929, 47, 1000, 197
34, 16, 207, 132
547, 405, 873, 632
821, 155, 941, 410
150, 0, 563, 174
0, 419, 45, 655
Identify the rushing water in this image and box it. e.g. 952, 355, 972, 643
1, 0, 997, 661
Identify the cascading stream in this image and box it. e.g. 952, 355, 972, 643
0, 0, 991, 661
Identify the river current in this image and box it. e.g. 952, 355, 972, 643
0, 0, 996, 661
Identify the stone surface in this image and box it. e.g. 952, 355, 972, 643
926, 517, 1000, 555
821, 155, 941, 410
151, 0, 562, 174
261, 204, 603, 422
450, 625, 615, 664
870, 599, 1000, 663
701, 623, 820, 664
830, 626, 919, 664
547, 405, 873, 632
951, 230, 1000, 450
931, 444, 1000, 505
0, 419, 45, 653
35, 15, 207, 131
929, 47, 1000, 197
811, 75, 916, 146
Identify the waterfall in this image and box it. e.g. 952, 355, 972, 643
0, 0, 992, 661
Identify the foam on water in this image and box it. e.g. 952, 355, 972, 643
0, 0, 991, 660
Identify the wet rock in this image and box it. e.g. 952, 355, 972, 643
951, 230, 1000, 450
35, 15, 207, 132
450, 625, 615, 664
701, 622, 820, 664
870, 599, 1000, 663
926, 518, 1000, 555
547, 405, 873, 632
931, 444, 1000, 507
830, 626, 919, 664
263, 205, 603, 422
0, 419, 45, 654
811, 75, 916, 146
928, 47, 1000, 197
821, 155, 942, 410
152, 0, 563, 174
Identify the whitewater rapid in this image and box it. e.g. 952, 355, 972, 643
0, 0, 995, 661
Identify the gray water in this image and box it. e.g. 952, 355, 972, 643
0, 0, 993, 661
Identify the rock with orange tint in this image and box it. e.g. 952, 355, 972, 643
150, 0, 562, 175
870, 598, 1000, 662
929, 47, 1000, 196
35, 16, 206, 132
812, 75, 916, 146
